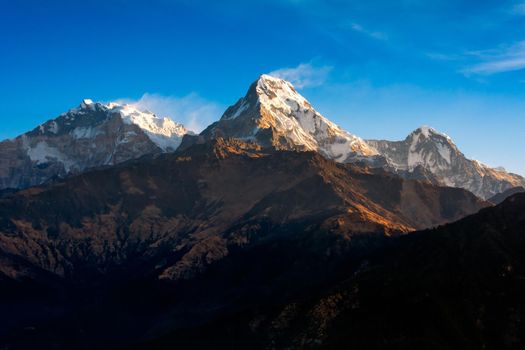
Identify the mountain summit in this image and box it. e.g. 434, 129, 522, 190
0, 100, 189, 189
200, 74, 378, 162
367, 126, 525, 199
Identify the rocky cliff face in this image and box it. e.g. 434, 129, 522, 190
0, 99, 189, 190
0, 138, 487, 281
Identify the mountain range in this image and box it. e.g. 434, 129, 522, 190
0, 137, 488, 349
196, 75, 524, 199
0, 138, 522, 349
1, 74, 524, 349
1, 75, 522, 200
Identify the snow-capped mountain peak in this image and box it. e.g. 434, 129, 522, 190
411, 125, 451, 140
202, 74, 378, 161
105, 102, 189, 151
0, 99, 191, 190
367, 126, 525, 199
404, 126, 458, 172
255, 74, 312, 111
59, 100, 189, 151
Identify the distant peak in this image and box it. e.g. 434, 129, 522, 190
412, 125, 451, 140
417, 125, 433, 137
56, 99, 188, 150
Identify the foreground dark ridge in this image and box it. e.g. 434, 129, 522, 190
134, 193, 525, 350
0, 138, 487, 349
489, 186, 525, 205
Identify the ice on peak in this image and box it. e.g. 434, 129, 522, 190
210, 74, 378, 160
418, 125, 433, 138
256, 74, 302, 100
258, 73, 297, 89
256, 74, 309, 109
113, 103, 188, 151
251, 75, 378, 158
473, 159, 489, 168
105, 101, 122, 109
259, 74, 286, 84
80, 99, 95, 109
412, 125, 452, 141
64, 99, 188, 151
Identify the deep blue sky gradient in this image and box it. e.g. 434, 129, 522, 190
1, 0, 524, 174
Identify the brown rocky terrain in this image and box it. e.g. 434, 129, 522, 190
142, 192, 525, 350
0, 138, 486, 280
0, 138, 488, 349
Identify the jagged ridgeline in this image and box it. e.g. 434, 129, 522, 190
1, 75, 523, 199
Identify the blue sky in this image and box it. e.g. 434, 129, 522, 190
1, 0, 524, 175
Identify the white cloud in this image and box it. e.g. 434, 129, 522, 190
115, 93, 223, 133
348, 22, 388, 40
464, 41, 525, 75
268, 63, 332, 88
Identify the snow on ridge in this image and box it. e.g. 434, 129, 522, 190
48, 121, 59, 134
71, 100, 189, 151
71, 126, 102, 140
413, 125, 452, 140
112, 103, 188, 151
81, 98, 94, 106
25, 140, 75, 172
32, 99, 190, 151
254, 74, 378, 159
435, 142, 452, 164
226, 100, 250, 120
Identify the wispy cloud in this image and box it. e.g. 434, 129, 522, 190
347, 22, 388, 40
116, 93, 223, 133
268, 63, 332, 88
463, 41, 525, 75
511, 2, 525, 15
426, 52, 462, 61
